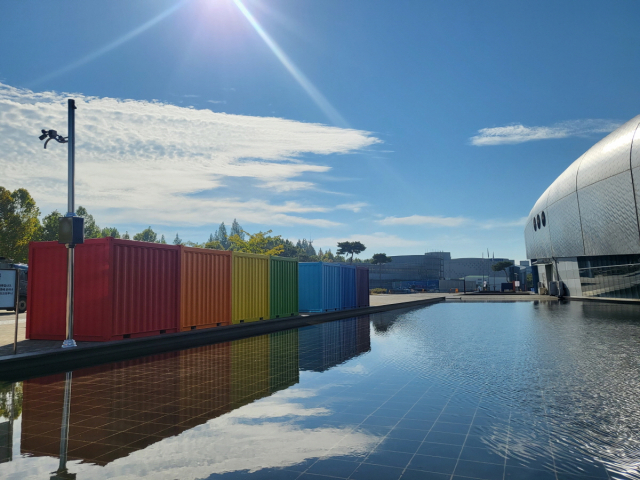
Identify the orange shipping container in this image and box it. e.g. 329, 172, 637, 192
179, 246, 232, 331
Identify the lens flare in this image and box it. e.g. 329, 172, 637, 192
232, 0, 347, 127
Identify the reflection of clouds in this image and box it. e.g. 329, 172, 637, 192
336, 364, 368, 375
1, 388, 379, 480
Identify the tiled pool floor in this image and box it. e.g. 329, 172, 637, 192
1, 301, 639, 479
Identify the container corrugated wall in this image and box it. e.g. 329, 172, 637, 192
298, 262, 342, 312
232, 252, 270, 323
231, 335, 270, 409
26, 241, 67, 340
340, 264, 357, 310
180, 246, 231, 331
270, 256, 298, 318
355, 265, 370, 307
269, 329, 299, 393
27, 238, 180, 341
111, 238, 180, 339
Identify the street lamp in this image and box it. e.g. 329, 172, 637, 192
39, 99, 84, 348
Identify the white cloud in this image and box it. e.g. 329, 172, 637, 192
479, 216, 528, 229
336, 202, 368, 213
470, 119, 622, 146
207, 100, 226, 104
0, 83, 380, 228
377, 215, 467, 227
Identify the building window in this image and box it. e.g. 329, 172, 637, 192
541, 211, 546, 227
537, 215, 541, 229
533, 217, 537, 231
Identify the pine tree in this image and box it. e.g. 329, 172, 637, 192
173, 233, 182, 245
159, 234, 166, 244
214, 222, 229, 249
122, 231, 130, 240
230, 219, 245, 240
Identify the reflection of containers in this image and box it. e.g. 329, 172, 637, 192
298, 262, 342, 312
269, 329, 299, 393
270, 256, 298, 318
232, 252, 270, 324
355, 266, 370, 307
180, 246, 231, 331
340, 264, 357, 310
27, 238, 180, 341
231, 335, 270, 408
356, 316, 371, 354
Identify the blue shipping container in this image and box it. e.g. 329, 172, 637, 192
340, 264, 357, 310
298, 262, 342, 312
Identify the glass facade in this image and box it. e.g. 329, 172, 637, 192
578, 254, 640, 299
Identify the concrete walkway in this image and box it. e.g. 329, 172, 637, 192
370, 292, 558, 305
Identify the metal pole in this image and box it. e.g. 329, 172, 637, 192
62, 100, 77, 349
56, 372, 73, 477
13, 268, 19, 355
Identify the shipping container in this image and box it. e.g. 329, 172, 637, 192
230, 335, 270, 409
298, 262, 342, 313
269, 329, 299, 393
270, 256, 298, 318
340, 264, 357, 310
355, 265, 370, 307
180, 246, 232, 331
27, 238, 180, 341
232, 252, 270, 323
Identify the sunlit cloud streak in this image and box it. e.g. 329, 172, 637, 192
470, 119, 622, 146
29, 1, 189, 86
0, 82, 379, 229
232, 0, 348, 127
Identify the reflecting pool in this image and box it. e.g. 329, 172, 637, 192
1, 301, 640, 479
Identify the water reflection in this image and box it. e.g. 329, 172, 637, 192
9, 316, 372, 477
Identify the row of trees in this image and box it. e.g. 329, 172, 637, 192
1, 187, 390, 266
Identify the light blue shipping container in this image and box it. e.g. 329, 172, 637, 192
340, 264, 357, 310
298, 262, 342, 312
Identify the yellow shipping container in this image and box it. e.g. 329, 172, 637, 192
232, 251, 270, 323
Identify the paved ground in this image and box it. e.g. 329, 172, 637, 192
369, 292, 558, 305
0, 293, 557, 360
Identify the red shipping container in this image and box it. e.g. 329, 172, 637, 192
27, 238, 180, 341
355, 265, 370, 307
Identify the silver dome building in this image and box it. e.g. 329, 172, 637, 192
525, 115, 640, 300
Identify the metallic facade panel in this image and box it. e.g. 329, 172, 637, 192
576, 117, 640, 190
180, 246, 231, 331
231, 252, 270, 324
632, 123, 640, 169
547, 155, 582, 206
355, 265, 370, 307
578, 171, 640, 256
548, 193, 585, 257
634, 166, 640, 228
269, 256, 298, 318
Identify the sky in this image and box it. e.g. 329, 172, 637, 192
1, 0, 640, 262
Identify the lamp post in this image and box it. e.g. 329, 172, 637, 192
39, 100, 84, 348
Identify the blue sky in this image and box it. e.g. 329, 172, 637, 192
1, 0, 639, 262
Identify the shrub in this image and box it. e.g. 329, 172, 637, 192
370, 288, 387, 295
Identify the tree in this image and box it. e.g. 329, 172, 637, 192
204, 239, 223, 250
492, 260, 514, 281
76, 206, 101, 239
230, 219, 245, 240
100, 227, 120, 238
40, 210, 61, 241
371, 253, 392, 288
133, 226, 158, 243
214, 222, 229, 249
0, 187, 41, 263
337, 241, 367, 264
122, 231, 130, 240
229, 230, 284, 256
173, 233, 182, 245
159, 234, 166, 244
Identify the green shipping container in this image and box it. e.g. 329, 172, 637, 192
269, 330, 299, 394
269, 256, 299, 318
